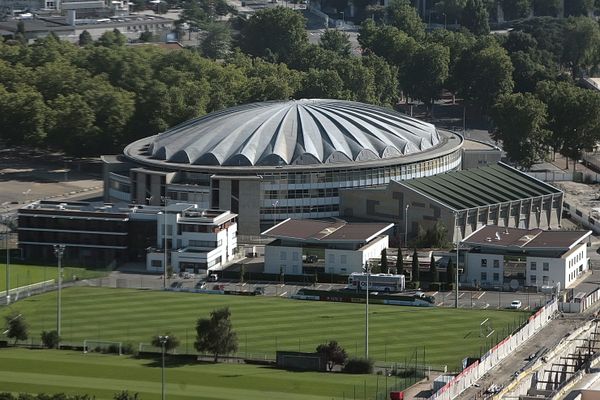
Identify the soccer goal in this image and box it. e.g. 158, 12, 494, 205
83, 340, 123, 355
480, 318, 495, 338
138, 342, 162, 353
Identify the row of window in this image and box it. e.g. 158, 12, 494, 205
480, 259, 500, 268
530, 262, 550, 271
569, 250, 585, 268
264, 188, 340, 200
530, 275, 550, 285
480, 272, 500, 282
260, 204, 340, 215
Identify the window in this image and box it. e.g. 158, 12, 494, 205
531, 275, 537, 284
493, 273, 499, 281
481, 259, 487, 268
328, 254, 334, 264
340, 255, 347, 264
481, 272, 487, 281
542, 276, 549, 284
292, 265, 298, 274
543, 262, 549, 271
493, 260, 499, 268
530, 262, 537, 271
292, 252, 299, 261
280, 252, 287, 260
151, 260, 162, 268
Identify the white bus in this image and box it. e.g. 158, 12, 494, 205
348, 273, 405, 292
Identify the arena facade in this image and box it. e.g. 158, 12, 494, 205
103, 99, 463, 235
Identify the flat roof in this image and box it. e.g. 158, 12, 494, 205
462, 225, 591, 250
262, 219, 394, 243
462, 139, 499, 151
397, 162, 562, 211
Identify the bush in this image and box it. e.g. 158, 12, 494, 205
406, 281, 420, 290
122, 342, 135, 355
342, 358, 373, 374
107, 344, 121, 354
41, 330, 60, 349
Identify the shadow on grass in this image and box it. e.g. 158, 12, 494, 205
140, 354, 202, 368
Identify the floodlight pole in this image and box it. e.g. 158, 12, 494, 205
364, 262, 370, 359
159, 335, 169, 400
4, 223, 10, 306
53, 244, 66, 338
454, 212, 459, 309
404, 204, 410, 248
163, 196, 168, 290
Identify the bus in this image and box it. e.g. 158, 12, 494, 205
347, 273, 405, 292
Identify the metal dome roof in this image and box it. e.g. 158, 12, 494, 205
146, 99, 441, 167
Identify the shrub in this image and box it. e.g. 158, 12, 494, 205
107, 344, 120, 354
342, 358, 373, 374
122, 342, 135, 355
41, 330, 60, 349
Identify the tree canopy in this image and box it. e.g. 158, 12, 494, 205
316, 341, 348, 371
194, 307, 238, 362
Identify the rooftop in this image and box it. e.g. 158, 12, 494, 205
462, 225, 591, 250
262, 218, 394, 243
398, 162, 562, 211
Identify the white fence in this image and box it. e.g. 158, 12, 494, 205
561, 287, 600, 313
0, 279, 55, 305
426, 300, 558, 400
526, 171, 573, 182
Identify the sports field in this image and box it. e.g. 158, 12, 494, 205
0, 287, 527, 370
0, 264, 107, 291
0, 348, 389, 400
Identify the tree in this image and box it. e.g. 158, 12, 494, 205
386, 0, 426, 41
564, 0, 595, 16
430, 254, 439, 282
4, 313, 28, 344
240, 7, 308, 63
446, 258, 455, 285
78, 30, 93, 46
395, 247, 403, 274
381, 248, 388, 273
97, 29, 127, 47
461, 0, 490, 35
536, 80, 600, 169
403, 43, 449, 106
139, 31, 154, 42
0, 84, 48, 145
501, 0, 532, 20
113, 391, 140, 400
240, 265, 245, 284
491, 92, 549, 168
297, 68, 345, 99
151, 333, 180, 353
533, 0, 561, 16
319, 29, 352, 57
316, 341, 348, 371
194, 307, 238, 362
411, 248, 419, 282
41, 330, 60, 349
435, 0, 468, 24
561, 16, 600, 77
454, 39, 514, 112
201, 22, 232, 59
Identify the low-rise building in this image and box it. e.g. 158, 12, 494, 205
18, 200, 237, 273
461, 225, 591, 290
262, 219, 393, 275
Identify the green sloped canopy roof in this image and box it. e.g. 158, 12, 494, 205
400, 163, 561, 211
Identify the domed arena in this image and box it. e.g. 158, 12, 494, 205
104, 99, 463, 234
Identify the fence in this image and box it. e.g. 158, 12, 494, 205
561, 286, 600, 313
526, 171, 573, 182
0, 279, 55, 305
426, 299, 558, 400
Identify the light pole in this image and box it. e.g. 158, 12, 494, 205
272, 200, 279, 227
442, 12, 446, 29
454, 212, 459, 309
53, 244, 66, 339
340, 11, 344, 24
3, 222, 10, 305
363, 262, 370, 359
159, 335, 169, 400
149, 196, 169, 290
404, 204, 410, 248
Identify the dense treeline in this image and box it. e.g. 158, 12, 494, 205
2, 0, 600, 165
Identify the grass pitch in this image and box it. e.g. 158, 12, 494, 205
0, 264, 107, 292
0, 287, 527, 370
0, 348, 388, 400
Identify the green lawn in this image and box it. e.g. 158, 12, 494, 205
0, 287, 528, 371
0, 264, 107, 291
0, 348, 392, 400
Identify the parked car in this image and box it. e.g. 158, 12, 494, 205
207, 273, 219, 282
170, 281, 180, 288
195, 281, 207, 289
510, 300, 522, 309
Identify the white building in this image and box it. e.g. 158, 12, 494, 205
145, 205, 238, 273
262, 219, 393, 275
461, 225, 591, 290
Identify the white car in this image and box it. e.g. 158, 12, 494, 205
510, 300, 522, 309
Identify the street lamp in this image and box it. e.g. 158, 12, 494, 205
442, 12, 447, 29
53, 244, 66, 339
272, 200, 279, 227
363, 262, 370, 359
340, 11, 344, 24
159, 335, 169, 400
404, 204, 410, 248
454, 212, 459, 309
3, 221, 10, 306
